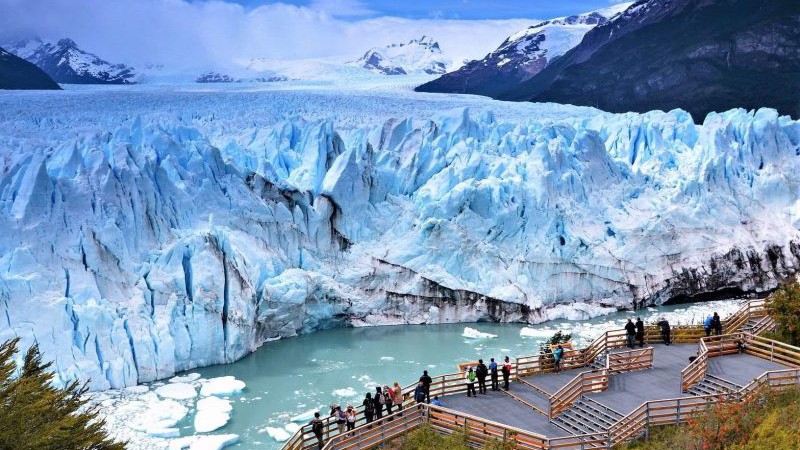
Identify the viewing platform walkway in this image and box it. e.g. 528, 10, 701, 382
282, 299, 800, 450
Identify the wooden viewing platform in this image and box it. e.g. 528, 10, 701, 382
281, 299, 800, 450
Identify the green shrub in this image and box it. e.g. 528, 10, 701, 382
0, 338, 125, 450
767, 282, 800, 346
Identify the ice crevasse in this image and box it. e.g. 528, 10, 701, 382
1, 106, 800, 390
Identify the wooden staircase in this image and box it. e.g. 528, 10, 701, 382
686, 374, 741, 396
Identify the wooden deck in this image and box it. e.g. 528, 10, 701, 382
440, 342, 788, 423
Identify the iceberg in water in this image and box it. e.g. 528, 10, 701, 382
200, 377, 246, 397
462, 327, 498, 339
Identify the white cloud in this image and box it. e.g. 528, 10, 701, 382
0, 0, 533, 70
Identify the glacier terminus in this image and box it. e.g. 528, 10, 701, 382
1, 86, 799, 392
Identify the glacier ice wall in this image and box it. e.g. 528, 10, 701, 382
1, 91, 799, 390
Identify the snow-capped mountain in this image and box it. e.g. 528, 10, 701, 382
0, 46, 60, 90
353, 36, 449, 75
196, 72, 236, 83
4, 38, 137, 84
417, 3, 632, 96
2, 86, 800, 390
500, 0, 800, 120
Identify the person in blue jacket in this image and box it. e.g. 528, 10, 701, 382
704, 315, 714, 336
489, 358, 499, 391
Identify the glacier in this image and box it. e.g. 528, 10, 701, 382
0, 86, 799, 391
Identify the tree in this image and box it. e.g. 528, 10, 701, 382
0, 338, 126, 450
766, 282, 800, 346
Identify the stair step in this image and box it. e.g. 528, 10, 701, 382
572, 402, 618, 427
557, 409, 606, 433
581, 398, 624, 421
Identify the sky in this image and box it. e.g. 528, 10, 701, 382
0, 0, 629, 70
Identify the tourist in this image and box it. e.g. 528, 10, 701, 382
553, 345, 564, 373
502, 356, 512, 390
635, 317, 645, 347
392, 381, 404, 412
465, 367, 477, 397
712, 312, 722, 335
374, 386, 384, 420
704, 315, 713, 337
310, 412, 325, 449
419, 370, 433, 403
489, 357, 499, 391
476, 359, 488, 394
363, 393, 375, 425
657, 317, 671, 345
413, 381, 426, 404
383, 384, 394, 417
625, 318, 636, 348
431, 396, 442, 406
334, 405, 346, 435
345, 404, 357, 434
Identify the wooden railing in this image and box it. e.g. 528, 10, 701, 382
610, 367, 800, 447
608, 347, 654, 374
744, 333, 800, 367
680, 338, 709, 392
549, 369, 609, 419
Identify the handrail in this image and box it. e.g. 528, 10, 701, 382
549, 369, 609, 419
608, 347, 654, 374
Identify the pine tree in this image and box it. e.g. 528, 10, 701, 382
0, 338, 126, 450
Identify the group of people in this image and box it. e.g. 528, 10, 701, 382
704, 312, 723, 336
463, 356, 514, 396
625, 317, 675, 348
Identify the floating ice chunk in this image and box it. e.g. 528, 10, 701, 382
332, 387, 357, 397
195, 396, 233, 433
156, 382, 198, 400
285, 422, 301, 434
200, 376, 246, 397
195, 410, 230, 433
147, 427, 180, 438
462, 327, 497, 339
263, 426, 292, 442
198, 396, 233, 413
380, 356, 395, 361
169, 434, 240, 450
291, 409, 318, 423
123, 385, 150, 394
520, 328, 553, 338
130, 399, 188, 432
170, 373, 202, 383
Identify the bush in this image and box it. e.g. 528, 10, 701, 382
0, 338, 125, 450
766, 282, 800, 345
396, 425, 518, 450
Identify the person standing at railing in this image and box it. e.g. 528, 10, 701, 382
333, 405, 346, 436
465, 367, 478, 397
414, 381, 426, 404
374, 386, 384, 420
489, 358, 499, 391
310, 412, 325, 449
635, 317, 645, 348
625, 319, 636, 348
657, 317, 671, 346
345, 404, 357, 435
476, 359, 489, 394
712, 312, 722, 335
382, 384, 394, 417
419, 370, 433, 403
502, 356, 512, 390
392, 381, 404, 414
363, 392, 375, 426
553, 345, 564, 372
704, 315, 713, 336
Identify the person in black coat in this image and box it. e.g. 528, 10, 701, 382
712, 312, 722, 335
363, 393, 375, 424
476, 359, 488, 394
373, 386, 383, 420
419, 370, 433, 403
625, 319, 636, 348
635, 317, 645, 347
657, 318, 671, 345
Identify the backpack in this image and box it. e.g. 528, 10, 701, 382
383, 390, 393, 405
468, 371, 476, 382
377, 392, 385, 405
311, 420, 323, 434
